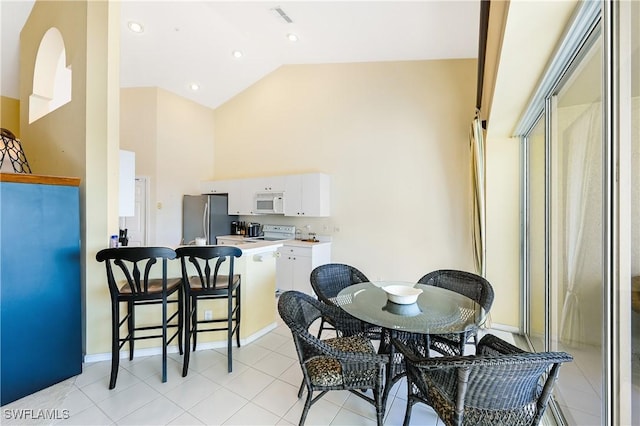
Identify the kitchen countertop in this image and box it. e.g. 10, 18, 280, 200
217, 235, 331, 249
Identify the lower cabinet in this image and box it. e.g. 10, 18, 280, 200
276, 242, 331, 295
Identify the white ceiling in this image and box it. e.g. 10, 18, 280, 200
2, 1, 480, 110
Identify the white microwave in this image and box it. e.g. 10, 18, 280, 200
255, 192, 284, 214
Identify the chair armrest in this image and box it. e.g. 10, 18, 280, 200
321, 302, 373, 337
476, 334, 527, 356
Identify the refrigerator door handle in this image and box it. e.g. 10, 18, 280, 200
203, 201, 209, 243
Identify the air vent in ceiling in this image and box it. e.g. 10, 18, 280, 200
272, 6, 293, 24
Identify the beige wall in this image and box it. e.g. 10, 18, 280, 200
485, 135, 521, 328
120, 87, 215, 248
1, 96, 20, 137
213, 60, 478, 282
19, 0, 120, 356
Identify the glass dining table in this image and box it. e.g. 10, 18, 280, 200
334, 281, 488, 403
335, 281, 486, 334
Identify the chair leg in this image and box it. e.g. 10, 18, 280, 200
235, 287, 241, 348
109, 300, 120, 389
162, 294, 168, 383
192, 301, 198, 351
182, 296, 191, 377
178, 290, 184, 355
297, 380, 305, 398
299, 389, 314, 426
403, 398, 414, 426
375, 381, 384, 426
227, 292, 233, 373
128, 301, 135, 360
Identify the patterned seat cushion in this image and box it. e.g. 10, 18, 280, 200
306, 335, 376, 387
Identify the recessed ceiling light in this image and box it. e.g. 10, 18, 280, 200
190, 83, 200, 91
232, 50, 243, 59
287, 33, 299, 42
128, 21, 144, 33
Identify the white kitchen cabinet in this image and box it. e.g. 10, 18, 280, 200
284, 173, 330, 217
201, 179, 253, 215
276, 242, 331, 295
253, 176, 285, 193
200, 179, 234, 194
227, 179, 255, 215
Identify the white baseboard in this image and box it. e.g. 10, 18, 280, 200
83, 322, 278, 364
488, 323, 521, 334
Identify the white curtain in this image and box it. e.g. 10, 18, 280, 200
560, 103, 601, 344
470, 113, 486, 277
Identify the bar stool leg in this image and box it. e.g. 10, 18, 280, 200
227, 293, 233, 372
128, 300, 135, 360
109, 299, 120, 389
182, 295, 192, 377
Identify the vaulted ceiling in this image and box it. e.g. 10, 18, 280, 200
1, 1, 480, 109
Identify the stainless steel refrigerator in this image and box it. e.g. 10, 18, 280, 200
182, 194, 238, 244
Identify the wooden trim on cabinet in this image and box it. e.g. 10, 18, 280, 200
0, 173, 81, 187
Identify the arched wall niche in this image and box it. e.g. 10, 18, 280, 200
29, 27, 72, 123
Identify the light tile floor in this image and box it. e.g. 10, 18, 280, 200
2, 315, 446, 426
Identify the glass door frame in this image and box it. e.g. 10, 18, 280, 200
517, 1, 636, 424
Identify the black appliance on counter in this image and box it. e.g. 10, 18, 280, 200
230, 221, 262, 237
182, 194, 238, 245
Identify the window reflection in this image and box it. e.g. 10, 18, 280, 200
528, 117, 545, 353
552, 40, 603, 425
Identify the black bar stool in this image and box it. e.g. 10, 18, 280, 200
96, 247, 183, 389
175, 245, 242, 376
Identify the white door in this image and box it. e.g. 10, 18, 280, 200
122, 177, 148, 247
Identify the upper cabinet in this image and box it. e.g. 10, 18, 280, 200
284, 173, 330, 217
227, 179, 255, 215
201, 172, 330, 217
253, 176, 285, 193
200, 179, 234, 194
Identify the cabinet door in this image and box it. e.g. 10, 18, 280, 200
253, 176, 285, 193
284, 173, 330, 217
227, 180, 254, 215
277, 246, 314, 295
300, 173, 330, 217
284, 175, 304, 216
291, 254, 313, 294
276, 252, 295, 292
201, 179, 234, 194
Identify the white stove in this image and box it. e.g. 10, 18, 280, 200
256, 224, 295, 241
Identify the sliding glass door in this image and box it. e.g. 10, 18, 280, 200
520, 1, 638, 423
551, 39, 603, 425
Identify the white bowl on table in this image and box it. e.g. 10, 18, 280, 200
382, 285, 423, 305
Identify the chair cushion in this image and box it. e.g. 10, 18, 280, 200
186, 274, 240, 291
119, 277, 181, 294
306, 335, 376, 387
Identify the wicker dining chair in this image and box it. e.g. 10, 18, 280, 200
310, 263, 380, 340
278, 290, 389, 426
394, 334, 573, 426
417, 269, 494, 355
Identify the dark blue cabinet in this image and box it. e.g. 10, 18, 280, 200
1, 174, 82, 406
